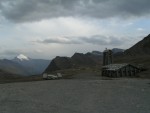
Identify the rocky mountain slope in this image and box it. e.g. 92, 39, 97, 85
45, 56, 72, 73
45, 52, 103, 73
125, 34, 150, 55
114, 34, 150, 78
0, 59, 28, 76
112, 48, 124, 54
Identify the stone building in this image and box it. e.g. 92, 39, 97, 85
102, 49, 140, 77
102, 63, 140, 77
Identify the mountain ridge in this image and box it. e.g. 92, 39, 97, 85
45, 52, 103, 73
0, 55, 51, 76
124, 34, 150, 55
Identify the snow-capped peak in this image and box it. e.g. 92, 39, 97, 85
16, 54, 29, 61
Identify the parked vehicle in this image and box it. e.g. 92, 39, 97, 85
43, 73, 62, 80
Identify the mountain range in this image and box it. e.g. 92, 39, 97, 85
0, 34, 150, 78
45, 49, 125, 73
0, 54, 50, 76
45, 34, 150, 73
45, 51, 105, 73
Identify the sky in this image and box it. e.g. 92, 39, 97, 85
0, 0, 150, 59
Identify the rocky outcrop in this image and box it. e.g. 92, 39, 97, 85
45, 52, 102, 72
71, 53, 96, 66
45, 56, 72, 73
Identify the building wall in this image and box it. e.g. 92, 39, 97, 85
102, 65, 140, 77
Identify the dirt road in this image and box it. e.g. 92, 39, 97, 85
0, 77, 150, 113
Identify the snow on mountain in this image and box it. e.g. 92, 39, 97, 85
16, 54, 30, 61
12, 55, 51, 76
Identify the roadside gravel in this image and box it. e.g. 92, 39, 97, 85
0, 77, 150, 113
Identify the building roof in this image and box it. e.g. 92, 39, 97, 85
102, 63, 129, 71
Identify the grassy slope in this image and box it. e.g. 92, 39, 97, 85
0, 69, 43, 84
0, 75, 43, 84
50, 65, 102, 79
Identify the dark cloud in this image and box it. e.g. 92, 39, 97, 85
36, 37, 81, 44
0, 0, 150, 22
36, 35, 124, 46
80, 35, 109, 45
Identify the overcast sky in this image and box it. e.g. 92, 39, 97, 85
0, 0, 150, 59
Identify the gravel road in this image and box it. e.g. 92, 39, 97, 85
0, 77, 150, 113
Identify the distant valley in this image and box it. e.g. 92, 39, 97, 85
0, 54, 50, 76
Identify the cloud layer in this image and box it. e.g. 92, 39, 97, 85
0, 0, 149, 59
0, 0, 150, 22
35, 35, 130, 46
